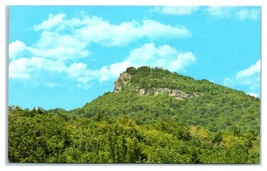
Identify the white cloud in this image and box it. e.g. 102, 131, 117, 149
9, 57, 67, 79
9, 43, 196, 88
9, 58, 32, 79
236, 9, 260, 21
126, 43, 196, 72
9, 13, 190, 69
224, 60, 260, 97
9, 33, 89, 63
155, 6, 260, 21
58, 43, 196, 87
59, 61, 130, 87
76, 18, 191, 46
152, 6, 261, 22
32, 14, 191, 47
33, 13, 66, 31
9, 57, 45, 79
30, 31, 89, 61
9, 40, 27, 59
206, 7, 260, 21
8, 56, 96, 89
236, 60, 260, 78
67, 62, 88, 78
65, 62, 99, 88
206, 7, 231, 16
9, 13, 193, 88
169, 52, 196, 71
156, 6, 199, 16
99, 61, 130, 82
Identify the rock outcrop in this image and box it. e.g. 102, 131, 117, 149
114, 72, 131, 93
140, 87, 197, 100
114, 72, 200, 100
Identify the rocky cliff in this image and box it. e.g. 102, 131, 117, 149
114, 72, 132, 93
114, 72, 200, 100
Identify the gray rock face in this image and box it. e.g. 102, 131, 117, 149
114, 72, 200, 100
154, 88, 171, 95
153, 88, 195, 100
114, 72, 131, 93
138, 87, 198, 100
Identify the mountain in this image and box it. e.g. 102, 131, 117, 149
82, 66, 260, 134
8, 66, 260, 164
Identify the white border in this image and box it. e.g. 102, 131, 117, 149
0, 0, 266, 171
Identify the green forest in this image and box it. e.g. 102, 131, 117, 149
8, 66, 260, 163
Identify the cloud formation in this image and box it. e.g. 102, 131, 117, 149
99, 61, 131, 82
9, 57, 67, 79
126, 43, 195, 72
9, 41, 196, 88
33, 13, 66, 31
9, 13, 194, 88
57, 43, 195, 88
30, 31, 89, 60
154, 6, 260, 21
89, 43, 196, 85
9, 40, 27, 59
155, 6, 199, 16
236, 8, 260, 21
206, 6, 260, 20
236, 60, 260, 78
206, 7, 232, 16
224, 60, 261, 97
77, 19, 190, 46
33, 13, 191, 46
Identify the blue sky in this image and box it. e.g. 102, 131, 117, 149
8, 6, 261, 110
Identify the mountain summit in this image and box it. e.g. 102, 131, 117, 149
110, 66, 259, 103
9, 66, 260, 163
82, 66, 259, 130
114, 68, 200, 100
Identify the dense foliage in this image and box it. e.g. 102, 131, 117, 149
8, 66, 260, 163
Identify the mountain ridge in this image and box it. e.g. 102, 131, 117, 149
8, 66, 260, 163
82, 66, 259, 133
113, 66, 256, 98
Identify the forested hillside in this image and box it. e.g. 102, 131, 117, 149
8, 66, 260, 163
